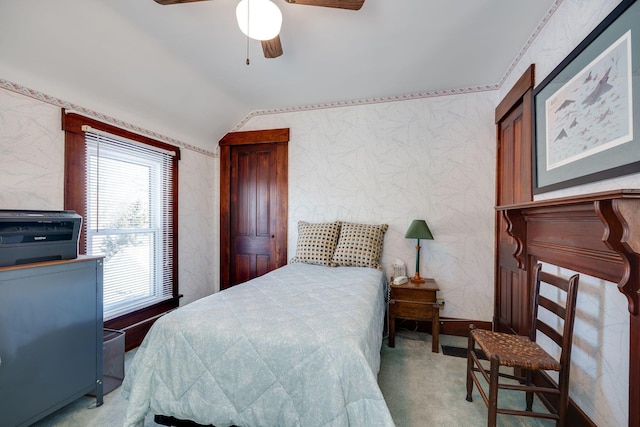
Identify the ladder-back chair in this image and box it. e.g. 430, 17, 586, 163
465, 263, 580, 426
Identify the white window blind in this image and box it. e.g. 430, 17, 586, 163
84, 129, 175, 321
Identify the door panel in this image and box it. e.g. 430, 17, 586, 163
496, 105, 527, 334
219, 128, 289, 290
230, 145, 277, 285
256, 255, 271, 277
497, 265, 523, 333
494, 66, 534, 335
235, 255, 251, 284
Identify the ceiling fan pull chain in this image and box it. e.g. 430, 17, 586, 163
246, 36, 250, 65
245, 0, 251, 65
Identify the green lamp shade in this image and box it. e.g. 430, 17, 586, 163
405, 219, 433, 283
404, 219, 433, 240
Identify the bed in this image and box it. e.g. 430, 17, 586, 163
122, 259, 395, 426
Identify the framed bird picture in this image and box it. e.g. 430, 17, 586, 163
533, 0, 640, 193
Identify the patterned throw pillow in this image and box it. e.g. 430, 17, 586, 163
290, 221, 342, 266
331, 222, 388, 270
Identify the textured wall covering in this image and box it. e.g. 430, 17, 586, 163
177, 149, 219, 304
238, 91, 498, 323
0, 86, 219, 304
0, 88, 64, 210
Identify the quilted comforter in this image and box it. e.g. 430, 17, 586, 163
122, 263, 395, 427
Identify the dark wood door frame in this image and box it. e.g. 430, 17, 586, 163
219, 128, 289, 290
494, 65, 534, 335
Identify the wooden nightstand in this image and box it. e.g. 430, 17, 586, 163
388, 278, 441, 353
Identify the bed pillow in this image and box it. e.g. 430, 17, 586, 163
290, 221, 342, 266
330, 222, 388, 270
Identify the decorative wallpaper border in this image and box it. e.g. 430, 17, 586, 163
497, 0, 563, 88
232, 84, 500, 130
0, 78, 218, 158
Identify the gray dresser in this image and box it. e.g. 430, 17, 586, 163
0, 256, 104, 427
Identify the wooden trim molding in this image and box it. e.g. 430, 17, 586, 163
404, 318, 492, 337
495, 64, 534, 124
219, 128, 289, 146
104, 298, 180, 351
62, 110, 181, 160
439, 318, 492, 336
498, 189, 640, 427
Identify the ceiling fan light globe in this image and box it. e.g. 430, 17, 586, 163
236, 0, 283, 41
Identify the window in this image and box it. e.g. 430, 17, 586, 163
84, 130, 175, 320
63, 112, 179, 345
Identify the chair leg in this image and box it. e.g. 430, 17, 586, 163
488, 357, 499, 427
557, 377, 569, 427
525, 369, 533, 411
465, 333, 475, 402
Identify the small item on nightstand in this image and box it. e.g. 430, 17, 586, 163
392, 276, 408, 285
392, 259, 407, 279
404, 219, 433, 283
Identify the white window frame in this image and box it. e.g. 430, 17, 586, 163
84, 129, 175, 321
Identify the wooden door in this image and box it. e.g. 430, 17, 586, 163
494, 66, 534, 335
219, 129, 289, 290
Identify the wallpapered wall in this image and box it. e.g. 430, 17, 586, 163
0, 87, 219, 306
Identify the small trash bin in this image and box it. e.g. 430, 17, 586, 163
103, 328, 125, 394
89, 328, 125, 396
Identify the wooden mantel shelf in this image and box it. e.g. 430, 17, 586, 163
497, 189, 640, 427
498, 188, 640, 210
497, 189, 640, 316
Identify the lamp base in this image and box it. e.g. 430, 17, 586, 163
410, 274, 425, 284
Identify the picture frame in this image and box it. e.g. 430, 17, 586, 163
533, 0, 640, 194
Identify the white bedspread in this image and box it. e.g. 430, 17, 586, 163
122, 263, 395, 427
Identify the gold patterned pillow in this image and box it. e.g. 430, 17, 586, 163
290, 221, 342, 266
330, 222, 388, 270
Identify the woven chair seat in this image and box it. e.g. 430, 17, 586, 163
471, 328, 560, 371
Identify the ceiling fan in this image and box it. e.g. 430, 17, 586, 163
153, 0, 365, 59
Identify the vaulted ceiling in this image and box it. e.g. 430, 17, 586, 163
0, 0, 556, 148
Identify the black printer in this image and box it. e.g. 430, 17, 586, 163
0, 210, 82, 267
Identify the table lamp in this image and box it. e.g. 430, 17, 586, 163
404, 219, 433, 283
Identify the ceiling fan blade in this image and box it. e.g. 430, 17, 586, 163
284, 0, 365, 10
153, 0, 209, 5
262, 35, 283, 59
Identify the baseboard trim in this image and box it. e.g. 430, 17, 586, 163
439, 317, 492, 336
398, 317, 492, 337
